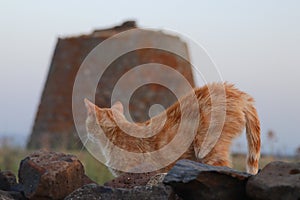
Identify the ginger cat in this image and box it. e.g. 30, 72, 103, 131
84, 82, 260, 175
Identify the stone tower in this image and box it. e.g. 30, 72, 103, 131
27, 21, 195, 149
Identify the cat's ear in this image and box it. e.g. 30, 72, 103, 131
111, 101, 124, 114
84, 98, 96, 116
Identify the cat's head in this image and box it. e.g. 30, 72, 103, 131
84, 98, 125, 135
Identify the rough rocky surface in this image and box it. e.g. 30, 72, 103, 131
104, 172, 157, 189
246, 161, 300, 200
0, 190, 14, 200
146, 173, 167, 187
164, 159, 251, 200
2, 150, 300, 199
0, 190, 26, 200
18, 150, 86, 199
0, 170, 17, 191
65, 183, 181, 200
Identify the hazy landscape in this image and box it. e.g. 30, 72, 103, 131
0, 1, 299, 199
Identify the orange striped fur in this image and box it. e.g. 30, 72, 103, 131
85, 82, 260, 175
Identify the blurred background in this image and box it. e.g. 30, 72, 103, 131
0, 0, 299, 183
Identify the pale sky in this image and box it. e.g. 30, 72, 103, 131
0, 0, 299, 154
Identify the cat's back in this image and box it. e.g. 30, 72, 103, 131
194, 82, 253, 105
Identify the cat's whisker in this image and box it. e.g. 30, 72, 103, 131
87, 133, 97, 143
79, 135, 89, 154
73, 134, 88, 147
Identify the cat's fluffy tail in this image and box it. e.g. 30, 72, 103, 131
244, 98, 261, 174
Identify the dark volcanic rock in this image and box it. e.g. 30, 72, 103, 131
246, 161, 300, 200
0, 190, 14, 200
164, 159, 251, 200
104, 172, 157, 189
0, 170, 17, 191
0, 190, 26, 200
146, 173, 167, 187
18, 150, 86, 199
64, 183, 180, 200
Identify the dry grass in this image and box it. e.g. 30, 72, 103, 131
70, 150, 114, 184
